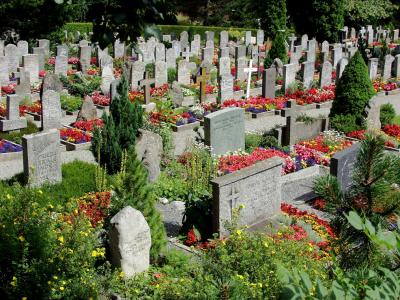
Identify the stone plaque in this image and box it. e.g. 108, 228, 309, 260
155, 61, 167, 87
166, 48, 176, 69
0, 56, 9, 86
219, 74, 234, 103
256, 30, 264, 46
41, 90, 62, 130
218, 56, 231, 77
23, 54, 39, 84
55, 55, 68, 77
155, 43, 166, 62
320, 61, 332, 88
5, 44, 19, 72
302, 61, 314, 89
130, 61, 145, 90
114, 39, 125, 58
283, 63, 297, 91
177, 60, 190, 85
235, 57, 247, 81
262, 67, 276, 99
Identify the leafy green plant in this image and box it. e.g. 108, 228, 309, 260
329, 114, 365, 134
296, 114, 315, 125
60, 74, 101, 97
380, 103, 395, 127
167, 68, 176, 83
265, 32, 288, 67
60, 94, 83, 112
0, 121, 39, 145
145, 63, 155, 78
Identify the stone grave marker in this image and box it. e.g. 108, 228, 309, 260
235, 57, 247, 81
206, 31, 215, 42
330, 143, 361, 192
220, 47, 229, 58
162, 35, 171, 42
171, 81, 185, 106
196, 67, 211, 103
79, 40, 89, 47
15, 68, 31, 96
38, 39, 50, 55
302, 61, 314, 89
283, 63, 297, 91
0, 56, 9, 86
256, 30, 264, 46
383, 54, 395, 80
206, 40, 214, 49
336, 57, 349, 82
244, 59, 258, 98
23, 54, 39, 84
57, 45, 69, 58
367, 29, 374, 45
172, 40, 181, 57
77, 95, 97, 121
0, 40, 4, 56
22, 129, 62, 187
218, 56, 231, 77
262, 67, 276, 99
130, 61, 145, 90
109, 206, 151, 279
301, 34, 308, 50
191, 39, 200, 57
393, 54, 400, 78
17, 40, 28, 64
155, 43, 166, 62
33, 47, 45, 70
219, 74, 234, 103
155, 61, 167, 87
100, 54, 113, 71
79, 45, 91, 73
332, 46, 342, 68
139, 72, 155, 104
220, 31, 229, 48
368, 58, 379, 80
211, 157, 283, 236
394, 29, 399, 42
321, 41, 329, 53
114, 39, 125, 58
41, 73, 63, 97
180, 31, 189, 49
235, 45, 246, 59
204, 107, 245, 156
0, 94, 27, 131
177, 60, 190, 85
307, 39, 316, 62
320, 61, 332, 88
245, 31, 252, 46
5, 44, 19, 72
41, 90, 62, 131
202, 47, 214, 64
101, 65, 115, 95
55, 55, 68, 77
166, 48, 176, 69
288, 34, 297, 53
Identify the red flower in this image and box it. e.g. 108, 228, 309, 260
90, 57, 97, 65
185, 229, 198, 246
39, 70, 46, 78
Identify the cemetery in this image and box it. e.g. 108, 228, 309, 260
2, 0, 400, 299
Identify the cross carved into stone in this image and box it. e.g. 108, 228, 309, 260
196, 67, 211, 103
139, 71, 155, 104
227, 183, 241, 219
182, 47, 191, 62
244, 59, 258, 99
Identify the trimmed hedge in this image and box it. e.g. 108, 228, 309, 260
63, 22, 93, 34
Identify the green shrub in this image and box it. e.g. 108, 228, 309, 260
145, 63, 155, 78
60, 94, 83, 112
330, 50, 375, 127
329, 114, 365, 134
60, 75, 101, 97
264, 32, 288, 67
0, 121, 39, 144
167, 68, 177, 84
245, 133, 264, 151
228, 30, 243, 41
380, 103, 395, 127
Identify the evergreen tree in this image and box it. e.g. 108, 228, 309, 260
264, 32, 288, 67
330, 50, 375, 132
92, 74, 143, 174
113, 150, 166, 260
256, 0, 286, 39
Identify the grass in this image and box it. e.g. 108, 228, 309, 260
393, 115, 400, 125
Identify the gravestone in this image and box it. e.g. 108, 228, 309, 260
15, 68, 31, 96
332, 46, 342, 68
114, 39, 125, 58
0, 40, 4, 56
33, 47, 45, 70
256, 30, 264, 46
211, 157, 283, 236
283, 63, 297, 91
330, 143, 360, 192
321, 41, 329, 54
368, 58, 379, 80
100, 54, 113, 71
196, 67, 211, 103
218, 56, 231, 77
172, 40, 181, 57
244, 59, 258, 98
79, 45, 91, 73
139, 72, 155, 104
177, 60, 190, 85
41, 90, 62, 130
190, 40, 200, 57
235, 57, 247, 81
206, 40, 214, 49
76, 96, 97, 121
162, 35, 171, 42
171, 82, 185, 106
220, 47, 229, 58
206, 31, 215, 42
204, 107, 245, 155
180, 31, 189, 49
101, 65, 115, 95
393, 54, 400, 78
22, 129, 62, 187
109, 206, 151, 279
288, 35, 297, 53
336, 58, 348, 82
17, 40, 28, 64
351, 28, 356, 39
23, 54, 39, 84
301, 61, 314, 89
245, 31, 252, 46
38, 39, 50, 55
55, 55, 68, 77
235, 45, 246, 59
155, 43, 166, 62
110, 79, 121, 102
320, 61, 332, 88
220, 31, 229, 48
306, 39, 316, 62
394, 29, 399, 42
202, 47, 214, 64
5, 44, 19, 72
57, 45, 69, 58
219, 74, 234, 103
367, 29, 374, 45
130, 61, 145, 90
0, 94, 27, 131
166, 48, 176, 69
79, 40, 89, 47
301, 34, 308, 50
0, 56, 9, 86
262, 67, 276, 99
155, 61, 167, 87
383, 54, 395, 80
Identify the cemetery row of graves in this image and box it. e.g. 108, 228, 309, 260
1, 25, 400, 298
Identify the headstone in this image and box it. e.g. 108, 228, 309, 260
220, 31, 229, 48
54, 55, 68, 77
76, 96, 97, 121
100, 54, 113, 71
23, 54, 39, 84
206, 40, 214, 49
262, 68, 276, 99
301, 61, 314, 89
38, 39, 50, 55
332, 46, 342, 68
166, 48, 176, 69
139, 72, 155, 104
245, 31, 252, 46
218, 56, 231, 77
383, 54, 395, 80
110, 79, 121, 102
155, 43, 166, 62
162, 35, 171, 43
202, 47, 214, 64
0, 94, 27, 131
171, 82, 185, 106
79, 45, 92, 73
367, 29, 374, 45
220, 47, 229, 58
219, 74, 234, 103
351, 28, 356, 39
0, 56, 9, 86
33, 47, 45, 70
101, 65, 115, 95
235, 57, 247, 81
288, 35, 297, 53
330, 143, 360, 192
41, 73, 63, 96
130, 61, 145, 90
206, 31, 215, 42
394, 29, 399, 42
211, 157, 283, 236
172, 40, 181, 58
301, 34, 308, 50
114, 39, 125, 58
196, 67, 211, 103
180, 31, 189, 49
17, 40, 28, 64
57, 45, 69, 58
190, 40, 200, 57
0, 40, 4, 56
306, 39, 316, 62
336, 57, 349, 82
235, 45, 246, 59
321, 41, 329, 53
393, 54, 400, 78
368, 58, 379, 80
256, 30, 264, 46
204, 107, 245, 155
283, 63, 297, 91
5, 44, 19, 72
109, 206, 151, 279
15, 68, 31, 96
155, 61, 167, 87
320, 61, 332, 88
41, 90, 62, 130
22, 129, 62, 187
177, 60, 190, 85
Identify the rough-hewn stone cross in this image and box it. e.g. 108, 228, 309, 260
196, 67, 211, 103
139, 71, 155, 104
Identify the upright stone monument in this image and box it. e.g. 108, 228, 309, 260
0, 95, 27, 131
41, 90, 62, 131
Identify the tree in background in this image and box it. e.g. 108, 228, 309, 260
330, 50, 375, 133
92, 74, 143, 174
344, 0, 396, 28
249, 0, 286, 39
264, 32, 288, 67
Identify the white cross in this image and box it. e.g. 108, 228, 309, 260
244, 59, 258, 99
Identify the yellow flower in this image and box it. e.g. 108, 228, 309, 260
263, 242, 269, 248
6, 194, 12, 200
235, 229, 242, 236
22, 297, 27, 300
91, 250, 98, 257
38, 190, 43, 195
18, 236, 25, 242
58, 236, 64, 243
119, 271, 124, 278
60, 286, 64, 291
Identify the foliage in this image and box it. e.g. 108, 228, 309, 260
330, 114, 365, 134
313, 133, 400, 269
0, 121, 39, 145
167, 68, 177, 84
344, 0, 396, 27
330, 51, 375, 130
255, 0, 286, 39
380, 103, 396, 127
296, 114, 316, 125
92, 74, 143, 174
264, 32, 288, 67
245, 133, 279, 152
60, 94, 83, 112
0, 183, 101, 299
358, 34, 369, 64
113, 149, 166, 260
60, 75, 101, 98
142, 118, 174, 163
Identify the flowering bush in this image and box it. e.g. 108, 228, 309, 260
77, 191, 111, 227
72, 119, 103, 132
298, 132, 353, 157
91, 91, 110, 106
150, 84, 169, 97
68, 57, 79, 65
1, 83, 16, 95
373, 79, 398, 92
150, 110, 198, 126
26, 101, 42, 114
48, 57, 56, 65
383, 124, 400, 140
0, 139, 22, 153
86, 67, 99, 76
283, 145, 330, 174
286, 84, 335, 105
222, 96, 287, 113
347, 129, 398, 148
60, 128, 91, 144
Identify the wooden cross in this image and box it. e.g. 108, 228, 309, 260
244, 59, 258, 99
196, 67, 211, 103
139, 71, 155, 104
227, 184, 241, 220
182, 47, 191, 62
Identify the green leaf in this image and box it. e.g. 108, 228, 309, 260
346, 211, 364, 230
299, 271, 312, 293
316, 279, 328, 298
364, 219, 376, 236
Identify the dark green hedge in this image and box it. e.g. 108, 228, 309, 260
63, 22, 93, 34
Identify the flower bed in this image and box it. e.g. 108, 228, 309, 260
1, 83, 16, 96
71, 119, 103, 133
77, 191, 111, 227
221, 96, 287, 113
92, 91, 110, 106
347, 129, 399, 148
150, 111, 198, 126
297, 132, 353, 158
372, 79, 398, 93
286, 85, 335, 106
0, 139, 22, 153
60, 127, 91, 144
